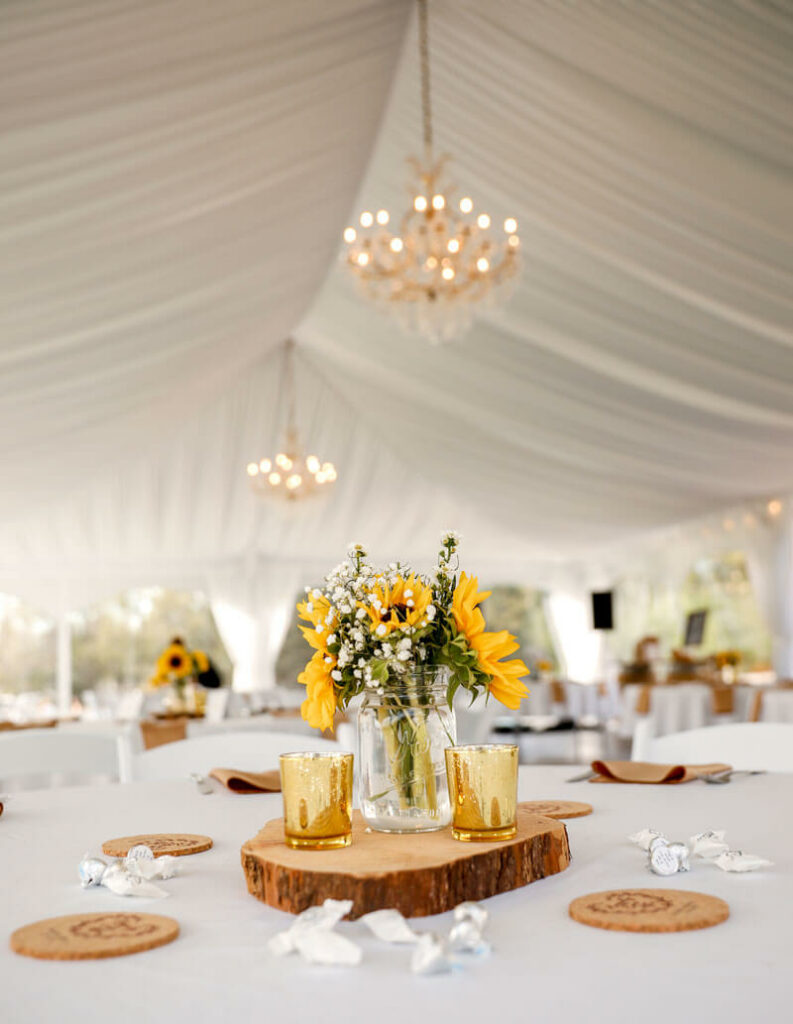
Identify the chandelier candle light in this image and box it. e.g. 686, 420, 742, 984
342, 0, 520, 343
296, 533, 530, 832
246, 340, 337, 501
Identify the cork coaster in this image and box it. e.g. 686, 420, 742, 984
569, 889, 729, 933
10, 912, 179, 960
522, 800, 593, 819
101, 833, 213, 858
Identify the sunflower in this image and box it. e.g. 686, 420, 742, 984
298, 651, 337, 732
452, 572, 530, 710
361, 574, 433, 636
156, 641, 192, 679
296, 594, 337, 656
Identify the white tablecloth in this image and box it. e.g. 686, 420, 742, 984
1, 767, 789, 1023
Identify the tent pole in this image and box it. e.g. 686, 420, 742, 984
56, 614, 72, 717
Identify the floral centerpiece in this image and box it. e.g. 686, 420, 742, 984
148, 637, 211, 714
296, 533, 529, 832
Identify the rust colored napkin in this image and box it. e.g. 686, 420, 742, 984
209, 767, 281, 793
590, 760, 732, 784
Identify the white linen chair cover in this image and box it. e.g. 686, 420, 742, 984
116, 689, 145, 722
0, 728, 132, 785
131, 730, 341, 782
623, 682, 711, 745
756, 690, 793, 724
636, 723, 793, 772
204, 689, 230, 724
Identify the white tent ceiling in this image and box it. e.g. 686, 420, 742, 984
1, 0, 792, 611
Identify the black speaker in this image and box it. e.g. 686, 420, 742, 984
591, 591, 614, 631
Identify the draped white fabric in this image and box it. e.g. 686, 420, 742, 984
1, 0, 792, 638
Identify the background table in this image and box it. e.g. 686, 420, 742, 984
1, 767, 790, 1023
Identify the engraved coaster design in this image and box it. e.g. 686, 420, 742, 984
521, 800, 593, 819
101, 833, 213, 858
569, 888, 729, 933
10, 912, 179, 960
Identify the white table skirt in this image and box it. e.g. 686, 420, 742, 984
1, 767, 789, 1023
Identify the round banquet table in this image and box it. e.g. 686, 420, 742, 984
1, 766, 789, 1024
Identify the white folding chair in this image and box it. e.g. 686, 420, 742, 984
131, 730, 342, 781
0, 728, 132, 787
634, 722, 793, 771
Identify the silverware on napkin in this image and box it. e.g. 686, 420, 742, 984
190, 772, 214, 795
566, 769, 596, 783
701, 769, 767, 785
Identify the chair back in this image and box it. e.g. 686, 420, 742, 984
204, 689, 230, 723
0, 728, 131, 786
132, 730, 342, 781
637, 722, 793, 771
116, 689, 145, 721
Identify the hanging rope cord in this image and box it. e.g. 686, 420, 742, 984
418, 0, 433, 164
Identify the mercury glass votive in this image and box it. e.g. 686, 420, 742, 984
279, 752, 354, 850
445, 744, 519, 841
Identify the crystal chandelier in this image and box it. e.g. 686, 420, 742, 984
246, 340, 337, 501
342, 0, 520, 344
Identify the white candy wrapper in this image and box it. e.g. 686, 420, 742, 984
359, 909, 419, 944
448, 919, 491, 955
629, 828, 666, 851
125, 853, 180, 881
411, 933, 453, 975
453, 901, 489, 930
293, 929, 362, 966
268, 899, 360, 965
100, 862, 169, 898
125, 844, 155, 862
78, 850, 173, 896
714, 851, 773, 873
689, 830, 729, 859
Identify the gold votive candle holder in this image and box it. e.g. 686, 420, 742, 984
279, 751, 354, 850
445, 743, 519, 842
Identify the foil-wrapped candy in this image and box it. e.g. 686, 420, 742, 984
100, 862, 168, 898
448, 902, 491, 955
714, 851, 773, 873
410, 933, 453, 975
78, 854, 108, 888
628, 828, 666, 852
649, 839, 690, 876
689, 830, 730, 859
359, 909, 419, 944
268, 899, 362, 966
78, 849, 173, 898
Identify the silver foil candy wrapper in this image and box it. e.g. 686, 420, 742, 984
648, 839, 690, 876
713, 851, 773, 872
410, 933, 453, 975
360, 909, 419, 944
78, 845, 177, 898
268, 899, 361, 966
689, 830, 729, 859
628, 828, 666, 852
632, 828, 771, 875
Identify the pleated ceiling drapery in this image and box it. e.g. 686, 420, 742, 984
0, 0, 792, 639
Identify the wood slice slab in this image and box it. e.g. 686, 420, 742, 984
102, 833, 213, 858
241, 803, 570, 919
10, 912, 179, 960
521, 800, 592, 819
569, 889, 729, 933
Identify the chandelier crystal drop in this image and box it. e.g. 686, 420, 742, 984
246, 341, 337, 502
342, 0, 520, 344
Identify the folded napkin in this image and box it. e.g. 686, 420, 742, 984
209, 767, 281, 793
590, 760, 732, 784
